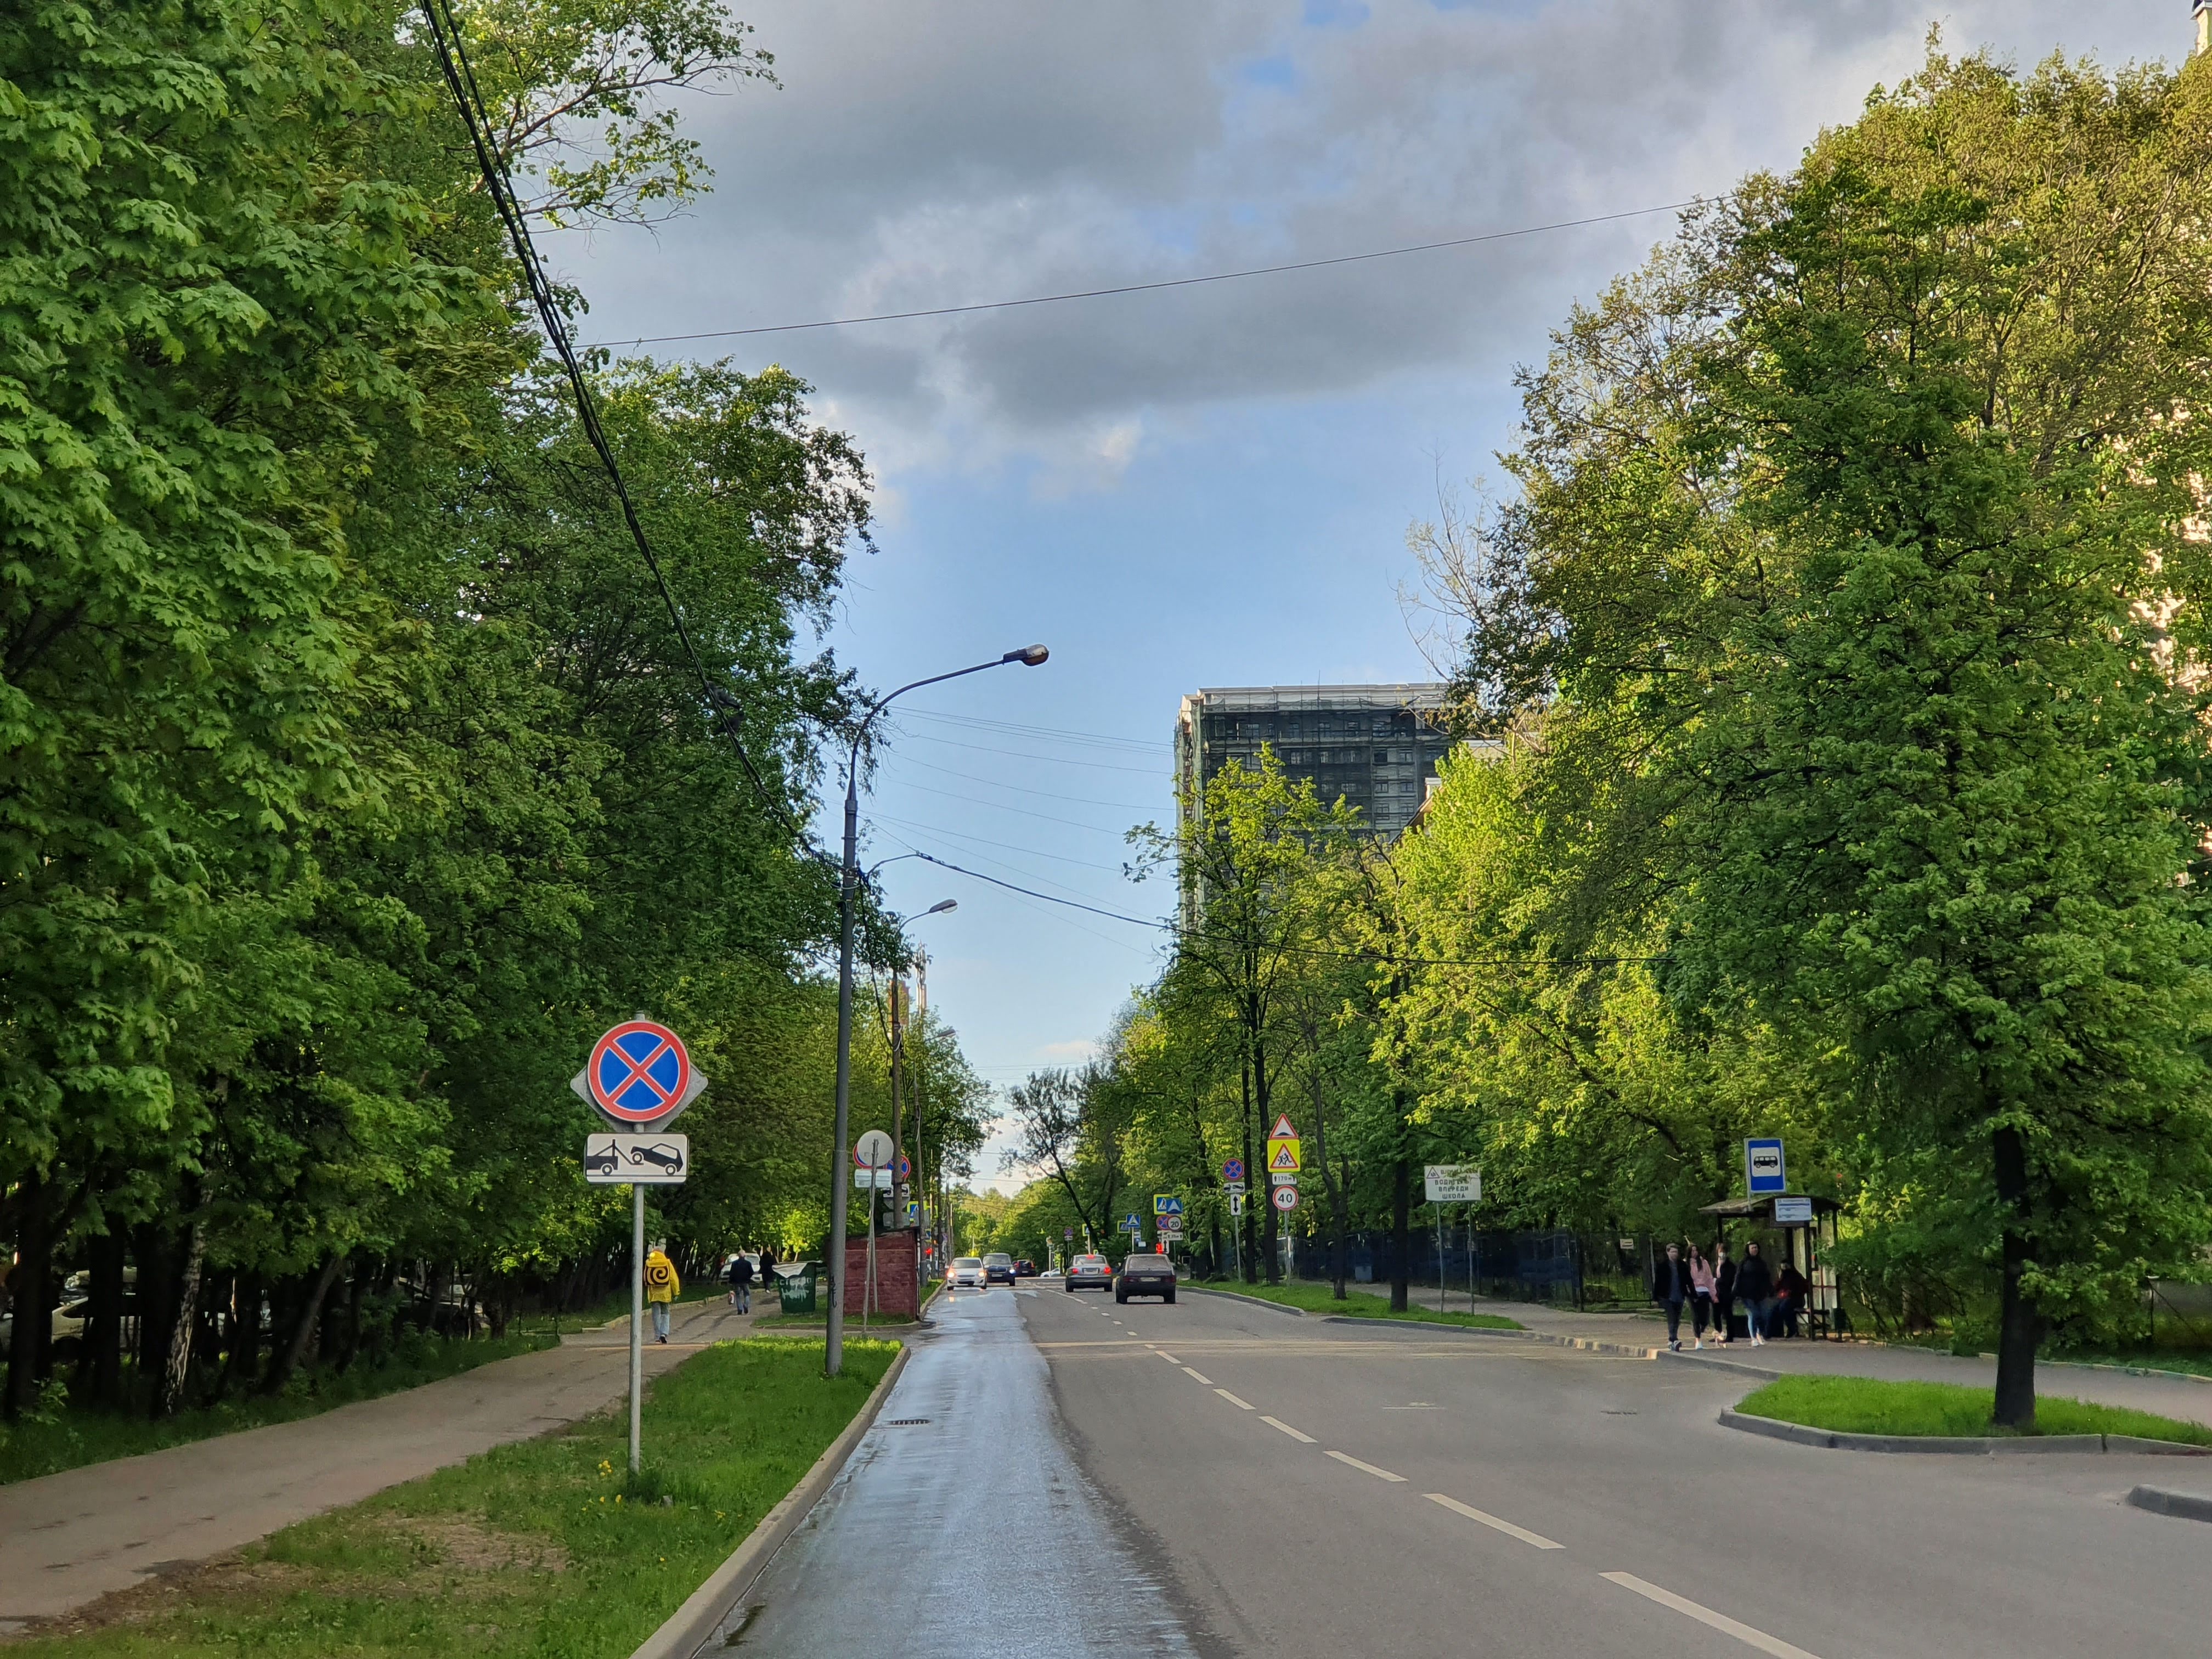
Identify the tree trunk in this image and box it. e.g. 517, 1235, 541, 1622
1390, 1148, 1412, 1314
136, 1224, 172, 1390
157, 1225, 205, 1418
1256, 1043, 1280, 1284
223, 1272, 261, 1397
1991, 1125, 2040, 1430
265, 1253, 346, 1395
85, 1229, 127, 1407
1308, 1053, 1346, 1301
1239, 1054, 1256, 1284
4, 1175, 51, 1418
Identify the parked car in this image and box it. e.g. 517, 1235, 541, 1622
1013, 1259, 1037, 1278
983, 1252, 1017, 1285
1064, 1253, 1114, 1291
1115, 1251, 1177, 1304
949, 1256, 985, 1289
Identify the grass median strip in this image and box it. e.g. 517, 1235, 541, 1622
1735, 1375, 2212, 1445
13, 1337, 899, 1658
1197, 1280, 1523, 1329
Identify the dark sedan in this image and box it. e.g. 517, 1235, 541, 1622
1114, 1251, 1177, 1304
983, 1252, 1017, 1285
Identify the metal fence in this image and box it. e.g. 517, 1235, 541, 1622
1286, 1227, 1659, 1311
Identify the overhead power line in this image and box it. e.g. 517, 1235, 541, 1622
417, 0, 815, 855
899, 849, 1664, 971
581, 200, 1702, 351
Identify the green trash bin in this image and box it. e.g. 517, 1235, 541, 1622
775, 1262, 819, 1314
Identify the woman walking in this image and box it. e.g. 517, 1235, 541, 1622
1686, 1244, 1716, 1350
1713, 1242, 1738, 1345
1736, 1240, 1775, 1347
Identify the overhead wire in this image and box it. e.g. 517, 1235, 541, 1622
581, 200, 1702, 350
416, 0, 817, 857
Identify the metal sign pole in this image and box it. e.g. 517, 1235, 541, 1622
628, 1181, 644, 1474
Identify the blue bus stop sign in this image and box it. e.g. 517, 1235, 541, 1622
1745, 1138, 1786, 1195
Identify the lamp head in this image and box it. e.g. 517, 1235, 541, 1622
1003, 644, 1049, 667
924, 899, 957, 916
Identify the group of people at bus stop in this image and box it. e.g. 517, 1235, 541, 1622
1650, 1239, 1811, 1350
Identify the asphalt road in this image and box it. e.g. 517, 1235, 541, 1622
1022, 1283, 2212, 1659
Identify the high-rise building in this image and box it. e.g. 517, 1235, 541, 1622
1173, 684, 1475, 839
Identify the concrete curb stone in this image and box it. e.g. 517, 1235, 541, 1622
1180, 1285, 1306, 1317
2126, 1483, 2212, 1521
1719, 1409, 2212, 1457
629, 1342, 913, 1659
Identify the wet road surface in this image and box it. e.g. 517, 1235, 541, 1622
722, 1284, 1200, 1655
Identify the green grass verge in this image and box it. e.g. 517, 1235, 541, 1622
16, 1336, 900, 1657
1197, 1279, 1522, 1329
1735, 1374, 2212, 1444
0, 1330, 558, 1487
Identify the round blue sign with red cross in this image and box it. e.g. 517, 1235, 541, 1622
588, 1020, 693, 1124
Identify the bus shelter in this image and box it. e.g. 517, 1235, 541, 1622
1698, 1194, 1849, 1338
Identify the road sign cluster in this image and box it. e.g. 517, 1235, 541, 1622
1266, 1115, 1300, 1211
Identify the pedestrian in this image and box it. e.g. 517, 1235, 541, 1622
1651, 1242, 1693, 1351
1775, 1259, 1809, 1339
1713, 1242, 1738, 1344
1686, 1244, 1715, 1350
727, 1251, 754, 1314
644, 1243, 680, 1343
1736, 1239, 1775, 1346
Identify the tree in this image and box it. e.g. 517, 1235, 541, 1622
1460, 46, 2212, 1425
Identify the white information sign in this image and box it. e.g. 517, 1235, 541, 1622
583, 1133, 690, 1184
1424, 1164, 1481, 1203
1773, 1196, 1814, 1224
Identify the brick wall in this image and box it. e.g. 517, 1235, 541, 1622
845, 1227, 920, 1319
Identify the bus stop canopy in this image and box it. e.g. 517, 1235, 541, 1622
1697, 1194, 1842, 1223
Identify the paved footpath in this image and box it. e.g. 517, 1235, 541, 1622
1300, 1282, 2212, 1429
0, 1296, 759, 1630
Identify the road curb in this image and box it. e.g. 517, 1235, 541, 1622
629, 1342, 913, 1659
2127, 1483, 2212, 1521
1318, 1314, 1527, 1336
1719, 1409, 2212, 1456
1181, 1285, 1306, 1317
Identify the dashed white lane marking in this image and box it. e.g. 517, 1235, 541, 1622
1181, 1366, 1214, 1385
1215, 1389, 1254, 1409
1600, 1573, 1821, 1659
1325, 1450, 1407, 1483
1425, 1492, 1563, 1550
1261, 1416, 1316, 1443
1157, 1351, 1181, 1364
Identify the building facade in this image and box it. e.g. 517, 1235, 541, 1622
1173, 684, 1472, 839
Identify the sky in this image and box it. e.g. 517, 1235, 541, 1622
551, 0, 2192, 1189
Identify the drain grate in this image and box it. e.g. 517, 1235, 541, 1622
884, 1418, 932, 1426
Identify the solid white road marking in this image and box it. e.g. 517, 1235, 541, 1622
1182, 1366, 1214, 1385
1261, 1416, 1316, 1443
1600, 1573, 1821, 1659
1215, 1389, 1254, 1409
1325, 1450, 1407, 1483
1425, 1493, 1564, 1550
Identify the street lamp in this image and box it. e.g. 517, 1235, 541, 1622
825, 646, 1047, 1378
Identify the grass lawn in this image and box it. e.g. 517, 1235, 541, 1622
1735, 1374, 2212, 1445
0, 1330, 558, 1487
15, 1336, 901, 1657
1193, 1279, 1523, 1330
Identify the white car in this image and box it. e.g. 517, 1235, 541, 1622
949, 1256, 985, 1289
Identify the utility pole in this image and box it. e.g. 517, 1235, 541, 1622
889, 974, 906, 1240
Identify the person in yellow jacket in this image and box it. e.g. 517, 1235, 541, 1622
644, 1246, 680, 1342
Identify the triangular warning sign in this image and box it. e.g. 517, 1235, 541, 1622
1269, 1115, 1296, 1141
1268, 1140, 1301, 1171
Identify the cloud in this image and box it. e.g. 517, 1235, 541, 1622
564, 1, 2190, 483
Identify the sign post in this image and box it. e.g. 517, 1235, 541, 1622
855, 1130, 894, 1330
572, 1017, 701, 1475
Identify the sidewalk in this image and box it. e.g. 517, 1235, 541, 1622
0, 1297, 761, 1630
1328, 1281, 2212, 1430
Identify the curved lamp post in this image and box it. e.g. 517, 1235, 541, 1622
825, 647, 1047, 1377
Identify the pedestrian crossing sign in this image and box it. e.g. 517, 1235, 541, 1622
1267, 1138, 1302, 1173
1153, 1194, 1184, 1215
